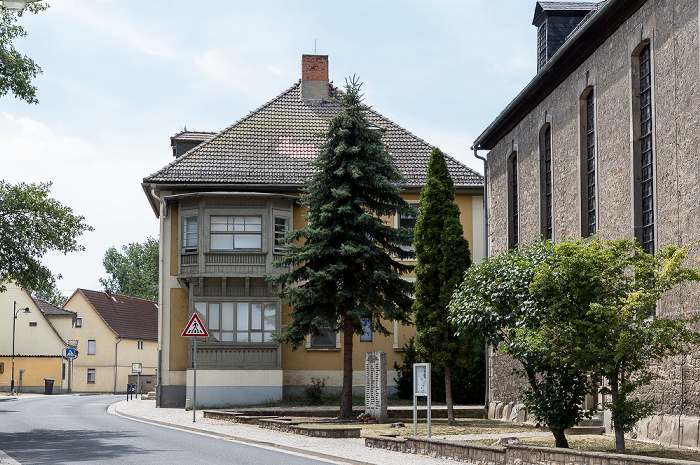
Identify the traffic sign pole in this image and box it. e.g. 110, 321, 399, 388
182, 313, 208, 423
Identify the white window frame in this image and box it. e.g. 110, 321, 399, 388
273, 216, 290, 254
86, 368, 96, 384
75, 317, 82, 328
395, 202, 419, 258
87, 339, 97, 355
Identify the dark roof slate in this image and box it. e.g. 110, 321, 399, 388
31, 296, 75, 317
78, 289, 158, 341
533, 1, 600, 25
144, 82, 482, 189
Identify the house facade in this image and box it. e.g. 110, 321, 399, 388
143, 54, 484, 408
0, 282, 75, 393
473, 0, 700, 445
63, 289, 158, 393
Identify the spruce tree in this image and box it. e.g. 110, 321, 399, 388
413, 147, 472, 425
269, 77, 415, 419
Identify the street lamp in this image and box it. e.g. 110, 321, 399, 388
11, 301, 31, 395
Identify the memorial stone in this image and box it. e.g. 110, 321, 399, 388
365, 350, 388, 422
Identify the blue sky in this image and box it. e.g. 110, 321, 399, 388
2, 0, 543, 295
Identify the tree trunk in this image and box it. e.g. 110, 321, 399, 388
338, 314, 355, 420
551, 428, 569, 448
610, 372, 626, 454
444, 365, 457, 426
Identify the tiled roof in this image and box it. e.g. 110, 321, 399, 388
78, 289, 158, 341
144, 82, 483, 189
31, 296, 75, 317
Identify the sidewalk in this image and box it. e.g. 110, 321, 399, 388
112, 398, 477, 465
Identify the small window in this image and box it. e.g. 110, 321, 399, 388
87, 339, 97, 355
397, 206, 418, 254
87, 368, 96, 384
29, 322, 37, 327
0, 362, 4, 374
274, 217, 289, 254
360, 318, 372, 342
182, 217, 198, 253
137, 340, 143, 350
75, 317, 82, 328
310, 328, 336, 348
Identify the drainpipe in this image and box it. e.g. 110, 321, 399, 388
472, 145, 490, 412
114, 336, 122, 394
151, 186, 165, 408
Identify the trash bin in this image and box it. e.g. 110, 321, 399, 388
43, 378, 55, 395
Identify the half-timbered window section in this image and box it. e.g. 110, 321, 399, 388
639, 45, 654, 255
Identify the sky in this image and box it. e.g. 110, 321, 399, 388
2, 0, 544, 297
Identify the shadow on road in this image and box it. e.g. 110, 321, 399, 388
0, 428, 151, 464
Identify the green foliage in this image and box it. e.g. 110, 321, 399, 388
99, 237, 159, 301
304, 377, 327, 405
449, 239, 594, 447
30, 281, 66, 307
0, 181, 93, 294
1, 2, 48, 104
393, 338, 485, 404
268, 77, 415, 346
268, 76, 415, 418
413, 147, 472, 366
531, 237, 700, 453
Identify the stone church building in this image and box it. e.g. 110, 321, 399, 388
473, 0, 700, 446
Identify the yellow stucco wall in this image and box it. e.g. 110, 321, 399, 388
0, 356, 62, 392
169, 288, 189, 371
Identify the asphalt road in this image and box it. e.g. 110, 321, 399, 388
0, 395, 337, 464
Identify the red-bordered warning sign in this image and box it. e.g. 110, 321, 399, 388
182, 313, 209, 337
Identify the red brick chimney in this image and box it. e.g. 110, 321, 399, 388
301, 54, 329, 101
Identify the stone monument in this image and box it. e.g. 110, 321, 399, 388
365, 350, 388, 422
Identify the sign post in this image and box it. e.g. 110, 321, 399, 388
182, 313, 208, 422
63, 347, 78, 395
132, 363, 142, 397
413, 363, 431, 437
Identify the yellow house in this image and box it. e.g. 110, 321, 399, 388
63, 289, 158, 393
0, 282, 75, 393
142, 55, 484, 407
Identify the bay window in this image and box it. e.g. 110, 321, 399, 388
194, 301, 277, 343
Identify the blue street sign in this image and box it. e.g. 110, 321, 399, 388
63, 347, 77, 359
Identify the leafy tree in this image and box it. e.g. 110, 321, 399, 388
0, 181, 93, 294
530, 237, 700, 454
269, 77, 415, 420
99, 236, 159, 301
412, 147, 473, 425
1, 2, 48, 104
449, 240, 595, 448
30, 280, 66, 307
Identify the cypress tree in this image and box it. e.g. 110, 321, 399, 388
269, 77, 415, 419
413, 147, 472, 425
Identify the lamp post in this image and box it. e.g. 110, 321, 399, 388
11, 301, 31, 395
1, 0, 34, 10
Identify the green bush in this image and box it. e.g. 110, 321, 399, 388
304, 377, 327, 404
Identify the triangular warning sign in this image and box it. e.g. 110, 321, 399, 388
182, 313, 209, 337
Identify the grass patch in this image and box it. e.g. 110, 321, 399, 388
521, 435, 700, 462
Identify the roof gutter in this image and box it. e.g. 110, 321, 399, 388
473, 0, 630, 150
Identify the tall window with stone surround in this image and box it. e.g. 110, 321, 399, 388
639, 44, 655, 255
584, 89, 597, 237
541, 126, 553, 241
508, 152, 519, 249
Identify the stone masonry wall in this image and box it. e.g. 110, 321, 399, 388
485, 0, 700, 427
